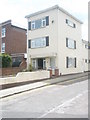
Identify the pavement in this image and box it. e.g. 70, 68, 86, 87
0, 79, 88, 118
0, 72, 89, 98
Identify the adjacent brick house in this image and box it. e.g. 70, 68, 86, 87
0, 20, 27, 67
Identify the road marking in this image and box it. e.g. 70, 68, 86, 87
39, 90, 88, 118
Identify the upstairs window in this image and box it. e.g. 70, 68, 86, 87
42, 18, 46, 27
28, 16, 49, 30
2, 28, 6, 37
66, 38, 76, 49
66, 19, 76, 28
31, 37, 46, 48
28, 36, 49, 49
31, 21, 35, 29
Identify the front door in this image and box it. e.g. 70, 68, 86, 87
38, 58, 43, 69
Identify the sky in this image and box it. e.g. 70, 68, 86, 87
0, 0, 89, 40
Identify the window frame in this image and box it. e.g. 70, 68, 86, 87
1, 43, 5, 53
2, 28, 6, 38
66, 57, 76, 68
66, 19, 76, 28
30, 16, 49, 30
31, 37, 47, 49
66, 38, 76, 49
41, 17, 46, 27
31, 21, 35, 30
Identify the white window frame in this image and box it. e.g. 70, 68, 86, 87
31, 21, 35, 30
67, 38, 76, 49
41, 18, 46, 27
31, 17, 47, 30
67, 57, 76, 68
2, 28, 6, 38
66, 19, 75, 28
1, 43, 5, 53
31, 37, 46, 48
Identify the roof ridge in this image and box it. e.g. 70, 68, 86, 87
25, 5, 83, 24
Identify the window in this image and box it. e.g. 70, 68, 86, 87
66, 57, 76, 68
31, 37, 46, 48
28, 40, 31, 48
85, 59, 90, 63
28, 36, 49, 49
1, 43, 5, 53
28, 16, 49, 30
89, 60, 90, 63
85, 44, 90, 49
42, 18, 46, 27
2, 28, 6, 37
66, 38, 76, 49
31, 21, 35, 29
66, 19, 76, 28
85, 59, 87, 63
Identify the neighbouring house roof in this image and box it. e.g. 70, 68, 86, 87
11, 25, 27, 31
25, 5, 83, 24
0, 20, 11, 26
0, 20, 27, 31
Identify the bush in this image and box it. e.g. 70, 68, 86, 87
28, 63, 33, 72
0, 53, 12, 68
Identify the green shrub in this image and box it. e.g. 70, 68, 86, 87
0, 53, 12, 68
28, 63, 33, 72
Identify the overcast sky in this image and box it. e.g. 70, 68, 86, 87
0, 0, 89, 40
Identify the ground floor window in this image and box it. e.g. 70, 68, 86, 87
12, 57, 22, 67
66, 57, 76, 68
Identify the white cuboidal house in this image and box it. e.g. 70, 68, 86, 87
25, 5, 83, 75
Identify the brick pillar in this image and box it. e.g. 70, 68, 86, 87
55, 69, 59, 77
48, 69, 52, 78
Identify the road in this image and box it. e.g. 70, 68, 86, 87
0, 76, 88, 118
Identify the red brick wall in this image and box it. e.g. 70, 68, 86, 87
0, 60, 26, 76
2, 24, 27, 54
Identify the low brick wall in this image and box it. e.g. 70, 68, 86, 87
0, 70, 50, 85
0, 59, 27, 76
0, 66, 26, 76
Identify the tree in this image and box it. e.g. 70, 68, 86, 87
0, 54, 12, 68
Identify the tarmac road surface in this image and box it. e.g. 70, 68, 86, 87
0, 76, 88, 118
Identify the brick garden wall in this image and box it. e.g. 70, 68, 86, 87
0, 60, 26, 76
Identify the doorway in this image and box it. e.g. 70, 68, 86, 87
38, 58, 43, 69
